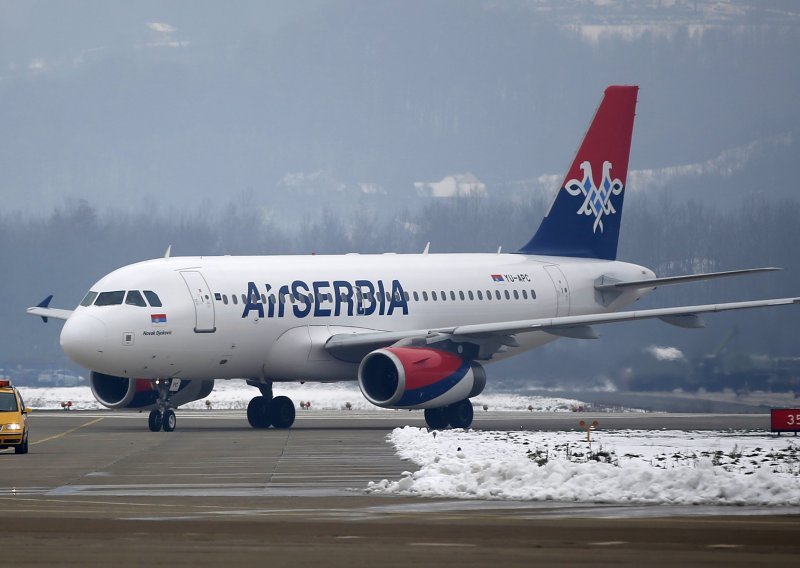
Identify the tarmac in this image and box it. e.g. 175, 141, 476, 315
2, 409, 799, 566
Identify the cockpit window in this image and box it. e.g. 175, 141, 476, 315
94, 291, 125, 306
80, 291, 98, 307
125, 290, 147, 307
143, 290, 162, 307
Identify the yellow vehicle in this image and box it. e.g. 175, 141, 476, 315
0, 380, 30, 454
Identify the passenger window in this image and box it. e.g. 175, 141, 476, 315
214, 293, 222, 301
531, 289, 537, 299
241, 294, 247, 304
477, 290, 483, 300
486, 290, 492, 300
143, 291, 162, 307
459, 291, 465, 301
450, 291, 456, 301
223, 295, 229, 305
261, 294, 267, 304
432, 291, 438, 301
495, 290, 501, 300
125, 290, 147, 307
504, 290, 511, 300
422, 291, 429, 301
468, 291, 474, 300
522, 290, 528, 300
440, 291, 446, 302
80, 291, 98, 307
513, 290, 519, 300
413, 291, 419, 301
94, 291, 125, 306
404, 292, 410, 301
232, 295, 238, 305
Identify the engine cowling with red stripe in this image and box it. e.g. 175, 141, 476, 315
357, 347, 486, 409
89, 372, 214, 410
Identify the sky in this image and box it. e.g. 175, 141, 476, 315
1, 0, 799, 216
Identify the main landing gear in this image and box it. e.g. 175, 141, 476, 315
424, 399, 474, 430
246, 381, 296, 429
148, 379, 179, 432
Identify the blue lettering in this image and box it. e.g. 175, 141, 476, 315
355, 280, 376, 316
277, 284, 289, 318
332, 280, 353, 316
241, 281, 264, 318
387, 280, 409, 315
291, 280, 311, 318
313, 281, 331, 317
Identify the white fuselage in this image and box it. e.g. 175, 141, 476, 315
59, 253, 655, 383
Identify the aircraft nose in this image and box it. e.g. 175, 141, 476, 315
60, 313, 108, 368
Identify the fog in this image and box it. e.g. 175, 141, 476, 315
1, 1, 799, 390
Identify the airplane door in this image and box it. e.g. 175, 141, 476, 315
544, 265, 570, 317
180, 271, 216, 333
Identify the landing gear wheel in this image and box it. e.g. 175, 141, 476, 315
247, 396, 270, 429
270, 396, 296, 429
14, 436, 28, 454
162, 409, 177, 432
446, 399, 474, 429
148, 409, 163, 432
424, 407, 449, 430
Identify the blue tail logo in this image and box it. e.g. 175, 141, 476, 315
565, 161, 624, 234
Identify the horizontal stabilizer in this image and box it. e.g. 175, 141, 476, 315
26, 296, 73, 322
595, 267, 781, 293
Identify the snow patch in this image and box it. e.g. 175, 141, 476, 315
368, 427, 800, 505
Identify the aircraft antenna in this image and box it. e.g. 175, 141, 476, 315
164, 245, 172, 260
497, 246, 502, 254
423, 242, 430, 255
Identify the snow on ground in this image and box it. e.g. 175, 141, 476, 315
367, 427, 800, 505
17, 381, 589, 412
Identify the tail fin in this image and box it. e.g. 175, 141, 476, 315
519, 85, 638, 260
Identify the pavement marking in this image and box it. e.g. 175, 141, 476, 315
409, 543, 477, 548
589, 541, 628, 546
32, 417, 105, 445
706, 544, 744, 549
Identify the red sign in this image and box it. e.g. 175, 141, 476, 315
771, 409, 800, 432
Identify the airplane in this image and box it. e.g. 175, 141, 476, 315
27, 85, 800, 432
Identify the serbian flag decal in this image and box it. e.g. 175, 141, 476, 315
491, 274, 504, 282
151, 314, 167, 325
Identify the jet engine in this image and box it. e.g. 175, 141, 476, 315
89, 372, 214, 410
357, 347, 485, 409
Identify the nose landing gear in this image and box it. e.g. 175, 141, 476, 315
147, 379, 180, 432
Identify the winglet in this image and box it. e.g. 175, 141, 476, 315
36, 295, 54, 323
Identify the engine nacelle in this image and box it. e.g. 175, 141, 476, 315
358, 347, 486, 410
89, 372, 214, 410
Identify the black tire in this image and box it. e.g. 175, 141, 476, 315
247, 396, 270, 429
14, 436, 28, 455
148, 410, 163, 432
446, 399, 474, 429
162, 409, 177, 432
270, 396, 296, 429
424, 407, 449, 430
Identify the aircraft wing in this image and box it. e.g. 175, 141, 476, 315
26, 295, 73, 322
325, 296, 800, 361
